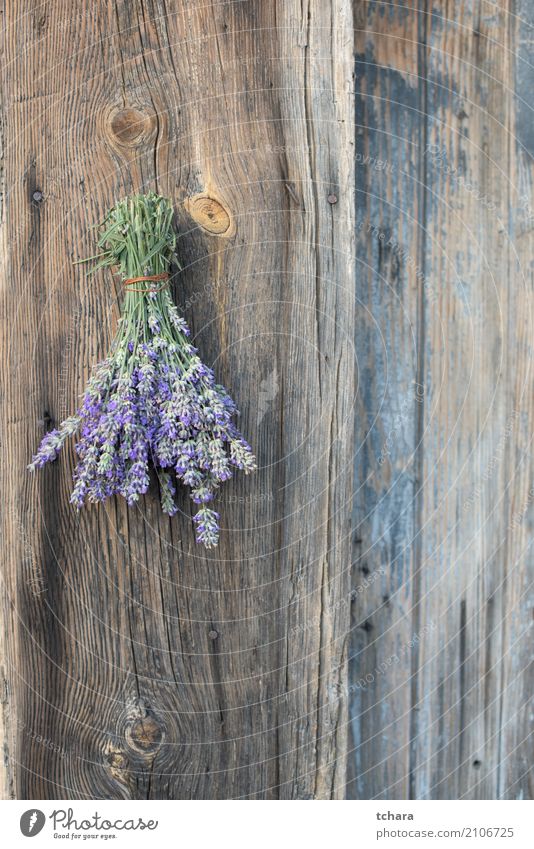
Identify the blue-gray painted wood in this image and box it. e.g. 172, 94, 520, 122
350, 0, 534, 800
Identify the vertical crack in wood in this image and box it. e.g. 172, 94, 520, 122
409, 0, 429, 802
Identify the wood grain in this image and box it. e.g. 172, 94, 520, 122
350, 0, 533, 800
350, 0, 422, 799
0, 0, 354, 799
1, 0, 532, 802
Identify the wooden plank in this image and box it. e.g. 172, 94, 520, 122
351, 0, 534, 800
349, 0, 424, 799
499, 0, 534, 800
0, 0, 354, 799
415, 0, 534, 801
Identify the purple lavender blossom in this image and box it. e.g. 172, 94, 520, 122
28, 192, 256, 548
28, 416, 80, 469
193, 506, 220, 548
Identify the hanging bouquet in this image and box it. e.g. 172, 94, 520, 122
29, 192, 256, 548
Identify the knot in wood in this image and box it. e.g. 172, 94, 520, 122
104, 748, 131, 787
126, 715, 164, 754
105, 750, 129, 771
185, 193, 233, 236
108, 107, 156, 148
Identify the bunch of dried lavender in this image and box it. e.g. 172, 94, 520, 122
29, 192, 256, 548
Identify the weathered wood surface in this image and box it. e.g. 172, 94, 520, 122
1, 0, 532, 802
350, 0, 534, 799
0, 1, 354, 799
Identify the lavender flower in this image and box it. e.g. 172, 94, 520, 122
28, 193, 256, 548
193, 506, 220, 548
